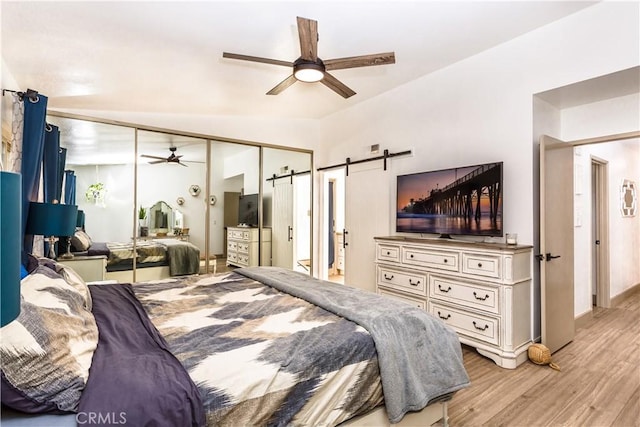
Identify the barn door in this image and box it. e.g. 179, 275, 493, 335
344, 162, 390, 292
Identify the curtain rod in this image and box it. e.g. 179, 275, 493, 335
317, 149, 412, 176
266, 169, 311, 186
2, 88, 39, 102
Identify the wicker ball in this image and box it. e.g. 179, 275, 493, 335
528, 343, 552, 365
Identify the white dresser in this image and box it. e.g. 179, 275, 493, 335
227, 227, 272, 268
375, 236, 533, 369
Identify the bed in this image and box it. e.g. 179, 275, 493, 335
70, 229, 201, 279
1, 256, 470, 427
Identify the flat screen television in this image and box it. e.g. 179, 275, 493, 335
238, 193, 259, 226
396, 162, 503, 238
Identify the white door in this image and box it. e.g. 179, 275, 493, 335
540, 135, 575, 353
272, 179, 294, 269
344, 162, 390, 292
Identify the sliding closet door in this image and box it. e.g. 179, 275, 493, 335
344, 163, 390, 292
272, 179, 294, 268
262, 147, 312, 273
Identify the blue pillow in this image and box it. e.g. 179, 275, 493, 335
20, 264, 29, 279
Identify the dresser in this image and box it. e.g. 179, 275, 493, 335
58, 255, 107, 283
226, 227, 272, 268
375, 236, 533, 369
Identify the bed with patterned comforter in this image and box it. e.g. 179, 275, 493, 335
86, 239, 200, 275
1, 260, 470, 427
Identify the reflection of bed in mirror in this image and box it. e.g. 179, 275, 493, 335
71, 201, 199, 282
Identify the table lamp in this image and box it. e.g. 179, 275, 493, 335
58, 209, 85, 260
25, 202, 78, 260
1, 171, 22, 326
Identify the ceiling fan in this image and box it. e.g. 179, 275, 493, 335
222, 17, 395, 98
141, 147, 188, 167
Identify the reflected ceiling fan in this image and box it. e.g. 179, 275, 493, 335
141, 147, 188, 167
222, 17, 395, 98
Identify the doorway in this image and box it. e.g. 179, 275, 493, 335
591, 157, 610, 308
323, 169, 345, 284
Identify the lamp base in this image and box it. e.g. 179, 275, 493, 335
58, 237, 74, 260
47, 236, 59, 260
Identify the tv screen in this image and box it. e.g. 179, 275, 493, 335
396, 162, 503, 237
238, 193, 259, 226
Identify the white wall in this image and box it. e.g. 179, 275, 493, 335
317, 2, 639, 249
72, 164, 135, 243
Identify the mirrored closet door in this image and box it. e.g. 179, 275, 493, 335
48, 112, 313, 281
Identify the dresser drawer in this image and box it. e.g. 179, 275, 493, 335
237, 242, 250, 253
402, 247, 459, 272
429, 275, 499, 314
242, 231, 251, 240
429, 302, 499, 346
227, 252, 238, 262
377, 266, 426, 296
377, 288, 426, 309
237, 254, 249, 265
227, 241, 237, 252
462, 253, 501, 279
377, 244, 400, 262
229, 229, 243, 239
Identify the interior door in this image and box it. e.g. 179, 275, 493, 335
540, 135, 575, 353
272, 179, 294, 268
344, 162, 390, 293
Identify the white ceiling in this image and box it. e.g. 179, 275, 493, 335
2, 1, 597, 120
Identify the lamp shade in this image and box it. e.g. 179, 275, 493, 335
26, 202, 78, 237
1, 171, 22, 326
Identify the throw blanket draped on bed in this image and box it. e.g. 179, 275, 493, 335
153, 238, 200, 275
237, 266, 471, 424
80, 284, 205, 427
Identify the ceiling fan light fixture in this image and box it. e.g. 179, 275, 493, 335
293, 62, 324, 82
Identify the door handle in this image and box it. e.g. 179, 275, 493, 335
342, 229, 348, 248
545, 253, 561, 261
287, 225, 293, 242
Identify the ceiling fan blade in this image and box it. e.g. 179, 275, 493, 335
297, 17, 318, 61
141, 154, 167, 160
177, 162, 188, 168
320, 72, 356, 98
148, 159, 167, 164
266, 74, 297, 95
222, 52, 292, 68
324, 52, 396, 71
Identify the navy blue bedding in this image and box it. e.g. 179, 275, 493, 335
80, 284, 205, 427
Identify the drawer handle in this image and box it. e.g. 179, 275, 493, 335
477, 262, 483, 268
444, 259, 448, 263
410, 254, 414, 258
473, 321, 489, 331
438, 284, 452, 293
437, 311, 451, 320
473, 291, 490, 301
384, 273, 394, 280
386, 251, 391, 255
409, 279, 420, 286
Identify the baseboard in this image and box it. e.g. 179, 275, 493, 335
611, 282, 640, 307
575, 309, 593, 330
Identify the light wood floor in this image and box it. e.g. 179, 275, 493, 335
442, 289, 640, 427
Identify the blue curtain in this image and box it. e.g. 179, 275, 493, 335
43, 124, 60, 203
21, 94, 48, 251
64, 170, 76, 205
56, 146, 67, 202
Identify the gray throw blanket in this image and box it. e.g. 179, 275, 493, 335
236, 267, 470, 423
154, 239, 200, 276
